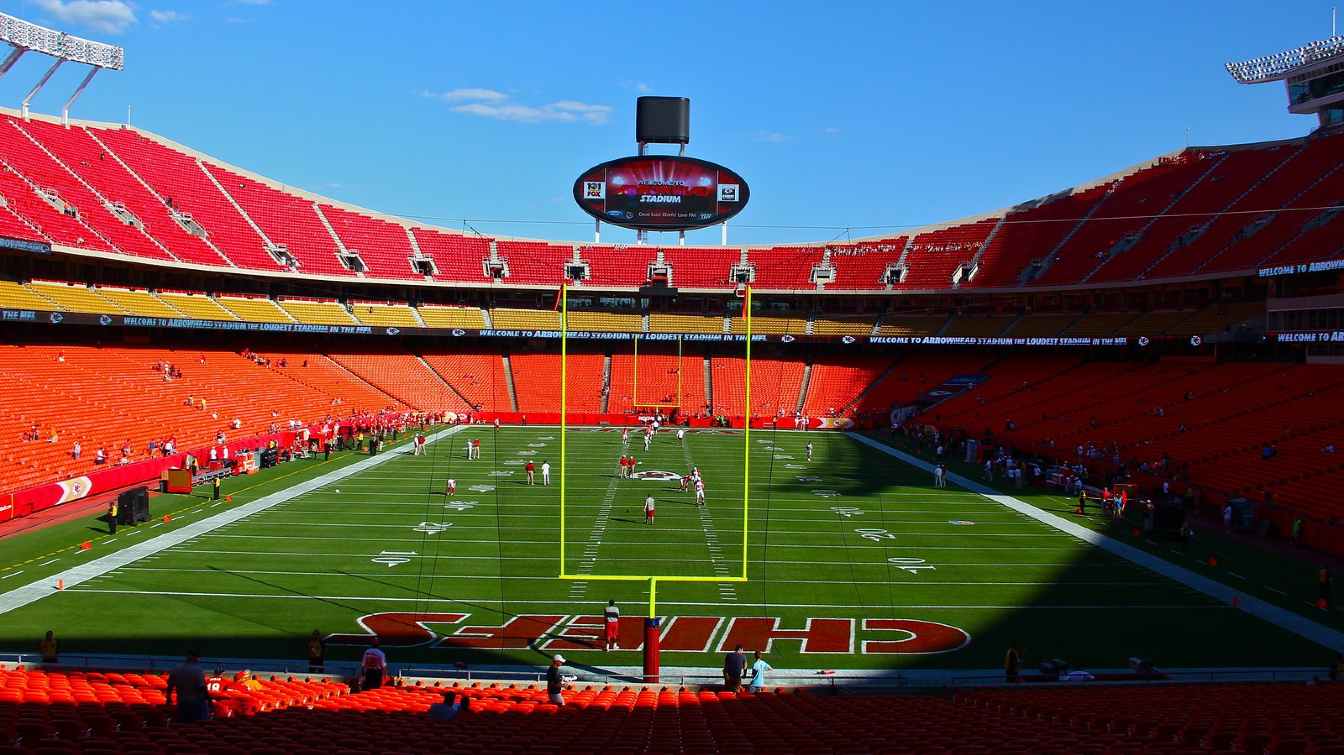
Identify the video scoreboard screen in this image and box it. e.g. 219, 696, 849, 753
573, 155, 750, 231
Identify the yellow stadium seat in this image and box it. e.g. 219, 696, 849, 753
352, 303, 421, 327
490, 308, 560, 330
648, 313, 725, 334
0, 280, 57, 310
96, 288, 181, 318
217, 296, 293, 323
567, 311, 643, 332
417, 306, 486, 329
157, 291, 238, 320
279, 298, 357, 325
27, 281, 117, 314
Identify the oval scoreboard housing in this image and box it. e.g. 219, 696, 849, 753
574, 155, 750, 231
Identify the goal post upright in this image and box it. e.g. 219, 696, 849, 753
559, 283, 568, 575
741, 285, 752, 580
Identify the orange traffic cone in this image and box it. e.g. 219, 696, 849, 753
79, 541, 91, 551
56, 579, 64, 590
162, 514, 172, 524
226, 495, 233, 503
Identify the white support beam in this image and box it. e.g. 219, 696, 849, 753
22, 58, 61, 120
61, 66, 98, 126
0, 46, 24, 80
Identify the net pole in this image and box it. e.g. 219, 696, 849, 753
559, 284, 568, 576
741, 286, 752, 580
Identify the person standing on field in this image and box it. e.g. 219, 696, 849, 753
603, 600, 620, 651
541, 460, 551, 486
445, 478, 456, 496
806, 442, 813, 462
644, 495, 656, 525
526, 460, 536, 485
748, 651, 772, 693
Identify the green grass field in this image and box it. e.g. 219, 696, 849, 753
0, 426, 1335, 673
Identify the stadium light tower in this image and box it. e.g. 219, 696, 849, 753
1226, 33, 1344, 129
0, 12, 124, 126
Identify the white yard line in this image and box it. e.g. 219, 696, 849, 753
105, 567, 1162, 588
191, 533, 1075, 549
848, 432, 1344, 653
168, 549, 1104, 568
59, 587, 1225, 611
0, 426, 465, 616
567, 449, 627, 600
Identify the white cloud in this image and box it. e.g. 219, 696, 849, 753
149, 9, 188, 23
34, 0, 137, 34
424, 87, 611, 125
754, 130, 790, 144
421, 88, 509, 104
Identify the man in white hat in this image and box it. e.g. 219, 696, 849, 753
546, 654, 568, 705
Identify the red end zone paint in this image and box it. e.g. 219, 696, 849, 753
332, 613, 971, 655
326, 612, 467, 646
435, 615, 565, 649
541, 615, 723, 652
718, 618, 855, 654
860, 619, 972, 655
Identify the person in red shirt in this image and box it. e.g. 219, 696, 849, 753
525, 460, 536, 485
628, 456, 638, 478
618, 455, 629, 478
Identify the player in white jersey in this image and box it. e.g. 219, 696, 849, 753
541, 460, 551, 486
643, 431, 652, 452
676, 428, 685, 441
621, 428, 630, 446
695, 478, 706, 506
806, 442, 814, 462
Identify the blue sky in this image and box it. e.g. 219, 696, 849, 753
0, 0, 1335, 246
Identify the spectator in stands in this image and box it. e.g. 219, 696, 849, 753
428, 692, 470, 720
38, 630, 57, 664
1262, 443, 1277, 460
723, 644, 746, 691
1005, 641, 1022, 683
307, 630, 326, 672
71, 441, 80, 461
546, 654, 568, 705
747, 651, 773, 693
94, 447, 106, 465
166, 650, 210, 723
55, 352, 64, 364
360, 637, 387, 690
1324, 443, 1337, 455
47, 429, 58, 444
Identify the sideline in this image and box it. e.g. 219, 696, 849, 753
0, 426, 465, 616
848, 432, 1344, 653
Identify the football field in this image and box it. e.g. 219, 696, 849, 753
0, 426, 1332, 673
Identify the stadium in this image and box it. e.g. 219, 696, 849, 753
1, 3, 1344, 751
